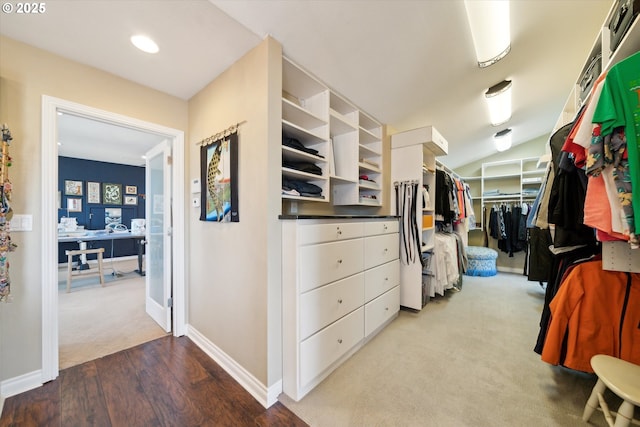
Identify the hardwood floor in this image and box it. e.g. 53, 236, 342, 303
0, 336, 308, 427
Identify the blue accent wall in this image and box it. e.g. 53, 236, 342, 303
58, 157, 145, 262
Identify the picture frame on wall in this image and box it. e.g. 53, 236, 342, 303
87, 181, 100, 204
103, 183, 122, 205
125, 185, 137, 195
67, 198, 82, 212
124, 195, 137, 205
64, 180, 83, 196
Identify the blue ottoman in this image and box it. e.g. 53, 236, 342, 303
465, 246, 498, 277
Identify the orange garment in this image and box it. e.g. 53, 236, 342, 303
541, 259, 640, 373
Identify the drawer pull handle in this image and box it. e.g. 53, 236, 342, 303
385, 307, 389, 311
384, 248, 388, 253
337, 339, 343, 344
383, 225, 388, 230
337, 230, 342, 235
385, 277, 389, 281
337, 259, 343, 264
338, 299, 343, 304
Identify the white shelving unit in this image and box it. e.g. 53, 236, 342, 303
282, 58, 383, 206
479, 157, 546, 229
282, 58, 330, 202
391, 126, 449, 310
552, 5, 640, 272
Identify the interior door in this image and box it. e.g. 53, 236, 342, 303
145, 140, 172, 332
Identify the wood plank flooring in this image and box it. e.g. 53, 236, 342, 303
0, 336, 308, 427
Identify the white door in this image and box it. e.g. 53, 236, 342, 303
145, 140, 172, 331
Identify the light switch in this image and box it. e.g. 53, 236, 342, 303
10, 214, 32, 231
191, 178, 201, 194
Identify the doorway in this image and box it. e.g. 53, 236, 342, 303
41, 96, 186, 383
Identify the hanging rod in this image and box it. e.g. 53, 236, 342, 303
196, 120, 247, 146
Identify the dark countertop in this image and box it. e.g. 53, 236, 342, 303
279, 215, 399, 220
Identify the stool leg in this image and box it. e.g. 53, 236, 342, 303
613, 400, 634, 427
67, 254, 73, 293
583, 379, 606, 421
98, 252, 104, 286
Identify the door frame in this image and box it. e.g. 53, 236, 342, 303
41, 95, 187, 382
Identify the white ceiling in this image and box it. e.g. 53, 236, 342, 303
0, 0, 613, 169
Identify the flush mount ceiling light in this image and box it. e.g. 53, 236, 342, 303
494, 128, 513, 152
464, 0, 511, 68
130, 34, 159, 54
485, 79, 512, 126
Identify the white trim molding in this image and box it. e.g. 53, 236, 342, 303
1, 370, 42, 398
41, 95, 187, 383
186, 325, 282, 408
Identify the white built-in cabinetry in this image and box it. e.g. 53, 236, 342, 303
282, 57, 383, 206
479, 157, 546, 229
390, 126, 448, 311
282, 217, 400, 401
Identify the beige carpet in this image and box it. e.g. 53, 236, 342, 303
279, 273, 622, 427
58, 259, 168, 370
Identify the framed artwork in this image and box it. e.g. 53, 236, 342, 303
67, 198, 82, 212
124, 195, 137, 205
199, 132, 239, 222
105, 208, 122, 225
103, 183, 122, 205
64, 180, 83, 196
87, 181, 100, 204
125, 185, 137, 195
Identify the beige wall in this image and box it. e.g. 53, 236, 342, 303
187, 37, 283, 386
0, 35, 188, 382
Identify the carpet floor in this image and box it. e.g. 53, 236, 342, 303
58, 259, 168, 370
279, 272, 622, 427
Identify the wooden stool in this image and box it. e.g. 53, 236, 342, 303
65, 247, 105, 293
582, 355, 640, 427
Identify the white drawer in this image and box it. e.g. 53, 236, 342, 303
300, 273, 364, 340
365, 286, 399, 337
364, 233, 399, 270
364, 220, 398, 236
298, 222, 365, 245
364, 259, 400, 303
300, 307, 364, 387
299, 238, 364, 293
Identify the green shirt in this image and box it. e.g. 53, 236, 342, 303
592, 51, 640, 235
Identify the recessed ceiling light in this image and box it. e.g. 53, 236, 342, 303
131, 35, 159, 54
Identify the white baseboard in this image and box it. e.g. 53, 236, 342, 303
1, 370, 42, 399
186, 325, 281, 408
497, 266, 523, 274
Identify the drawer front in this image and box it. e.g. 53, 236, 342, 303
300, 307, 364, 387
300, 273, 364, 340
299, 238, 364, 293
364, 233, 399, 270
364, 259, 400, 303
365, 286, 400, 337
298, 222, 364, 245
364, 220, 399, 237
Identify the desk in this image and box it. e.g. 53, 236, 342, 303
58, 231, 146, 276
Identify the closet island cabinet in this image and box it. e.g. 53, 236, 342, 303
282, 57, 383, 206
281, 217, 400, 401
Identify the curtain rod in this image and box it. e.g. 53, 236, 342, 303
196, 120, 247, 146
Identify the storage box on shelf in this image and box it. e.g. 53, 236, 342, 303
282, 218, 400, 401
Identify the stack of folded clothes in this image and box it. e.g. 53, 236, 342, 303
283, 134, 324, 158
283, 159, 322, 175
282, 177, 324, 199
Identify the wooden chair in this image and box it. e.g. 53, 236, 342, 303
582, 355, 640, 427
65, 247, 105, 293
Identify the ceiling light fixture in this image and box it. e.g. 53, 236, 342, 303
485, 79, 512, 126
494, 128, 513, 152
464, 0, 511, 68
130, 34, 159, 54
